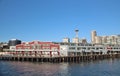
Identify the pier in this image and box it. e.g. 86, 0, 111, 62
1, 53, 120, 63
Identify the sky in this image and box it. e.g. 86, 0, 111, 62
0, 0, 120, 43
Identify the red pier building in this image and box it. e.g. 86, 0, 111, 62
11, 41, 60, 57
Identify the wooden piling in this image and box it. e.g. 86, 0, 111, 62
1, 53, 120, 63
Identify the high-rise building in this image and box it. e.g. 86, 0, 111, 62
91, 30, 97, 44
8, 39, 21, 50
105, 35, 119, 44
81, 38, 87, 44
95, 36, 102, 44
101, 36, 107, 44
117, 35, 120, 44
72, 37, 79, 43
91, 30, 120, 44
62, 38, 70, 43
8, 39, 21, 46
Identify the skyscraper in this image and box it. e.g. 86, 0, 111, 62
91, 30, 97, 44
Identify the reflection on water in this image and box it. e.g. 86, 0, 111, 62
0, 61, 70, 76
0, 58, 120, 76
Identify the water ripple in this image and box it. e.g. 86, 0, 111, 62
0, 58, 120, 76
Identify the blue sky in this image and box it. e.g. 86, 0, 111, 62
0, 0, 120, 42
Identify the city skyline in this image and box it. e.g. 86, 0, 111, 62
0, 0, 120, 42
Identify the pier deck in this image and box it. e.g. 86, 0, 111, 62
1, 54, 120, 63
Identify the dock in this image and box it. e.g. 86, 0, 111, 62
1, 54, 120, 63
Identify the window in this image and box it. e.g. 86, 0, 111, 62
82, 47, 86, 49
87, 48, 90, 50
100, 47, 103, 49
77, 47, 81, 50
69, 47, 75, 50
92, 47, 95, 49
70, 43, 75, 46
96, 48, 99, 50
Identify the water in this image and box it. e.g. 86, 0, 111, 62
0, 58, 120, 76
